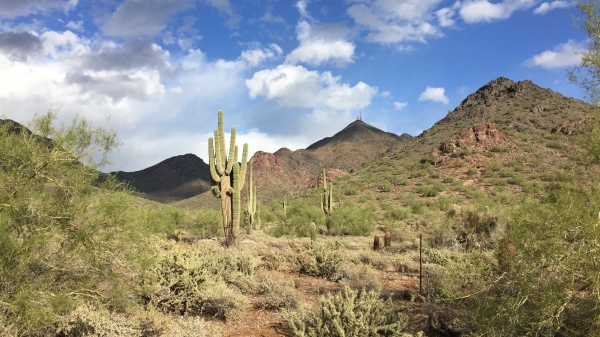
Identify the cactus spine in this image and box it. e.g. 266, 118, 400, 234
246, 162, 258, 230
321, 168, 333, 215
208, 110, 248, 247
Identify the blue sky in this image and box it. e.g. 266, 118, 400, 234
0, 0, 588, 172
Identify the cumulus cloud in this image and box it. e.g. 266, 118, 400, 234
239, 44, 282, 67
246, 64, 377, 111
102, 0, 193, 37
394, 101, 408, 110
524, 40, 585, 69
285, 21, 355, 67
0, 0, 77, 18
0, 31, 43, 61
457, 0, 536, 23
257, 10, 285, 24
419, 86, 449, 104
533, 1, 574, 15
347, 0, 443, 45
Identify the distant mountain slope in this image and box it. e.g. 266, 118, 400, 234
387, 77, 595, 165
112, 154, 211, 202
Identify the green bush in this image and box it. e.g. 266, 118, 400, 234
328, 203, 377, 236
295, 241, 345, 280
385, 207, 410, 221
284, 286, 408, 337
0, 112, 133, 334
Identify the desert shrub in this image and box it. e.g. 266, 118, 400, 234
490, 145, 510, 153
268, 200, 325, 238
381, 181, 394, 192
467, 167, 479, 176
409, 170, 424, 179
55, 303, 141, 337
162, 316, 222, 337
295, 241, 345, 280
328, 203, 377, 236
345, 186, 358, 196
257, 273, 300, 310
343, 264, 381, 292
284, 286, 408, 337
466, 183, 600, 336
359, 193, 373, 202
141, 247, 257, 319
385, 207, 410, 221
199, 281, 249, 321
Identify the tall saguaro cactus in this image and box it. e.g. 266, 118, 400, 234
208, 110, 248, 247
321, 168, 333, 216
246, 162, 258, 230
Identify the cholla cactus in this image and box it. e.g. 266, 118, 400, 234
208, 110, 248, 247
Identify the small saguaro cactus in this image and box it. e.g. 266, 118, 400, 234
283, 194, 287, 219
310, 222, 317, 242
208, 110, 248, 247
373, 235, 381, 250
321, 168, 333, 215
384, 231, 392, 247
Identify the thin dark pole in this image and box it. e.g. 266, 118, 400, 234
419, 233, 423, 296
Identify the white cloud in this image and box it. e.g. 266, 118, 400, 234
533, 1, 574, 15
347, 0, 443, 45
285, 21, 355, 67
246, 64, 377, 111
419, 86, 449, 104
0, 27, 284, 172
394, 101, 408, 110
65, 20, 83, 31
458, 0, 536, 23
525, 40, 585, 69
436, 7, 456, 27
239, 44, 281, 67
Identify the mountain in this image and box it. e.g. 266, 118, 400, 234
385, 76, 594, 166
120, 76, 596, 208
111, 154, 211, 202
174, 120, 409, 209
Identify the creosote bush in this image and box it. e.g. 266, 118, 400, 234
284, 286, 408, 337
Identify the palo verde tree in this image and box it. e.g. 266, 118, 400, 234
208, 110, 248, 247
0, 111, 129, 335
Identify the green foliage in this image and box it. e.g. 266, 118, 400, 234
385, 207, 410, 221
0, 112, 130, 335
465, 182, 600, 335
328, 203, 377, 236
359, 193, 373, 202
284, 286, 408, 337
